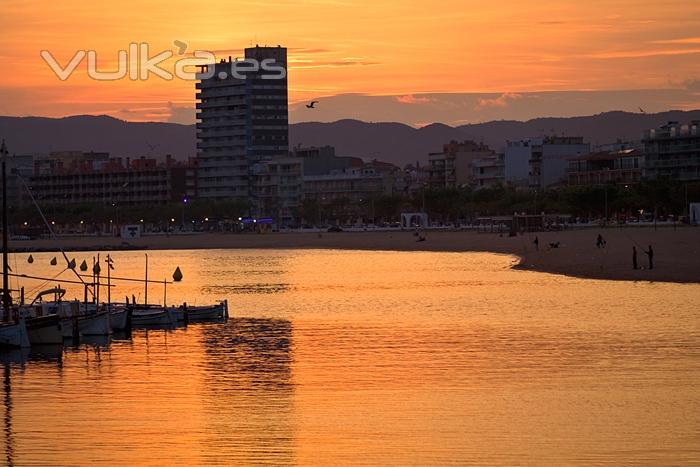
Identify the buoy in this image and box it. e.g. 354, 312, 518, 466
79, 260, 88, 271
172, 266, 183, 282
68, 258, 76, 269
50, 257, 57, 266
27, 255, 34, 264
93, 262, 101, 274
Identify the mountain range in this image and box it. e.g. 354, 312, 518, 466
2, 110, 699, 167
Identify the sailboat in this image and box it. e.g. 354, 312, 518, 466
0, 140, 30, 348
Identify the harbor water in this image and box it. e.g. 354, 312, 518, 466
1, 249, 699, 465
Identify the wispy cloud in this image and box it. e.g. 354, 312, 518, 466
651, 37, 700, 45
476, 93, 523, 109
586, 48, 700, 59
395, 95, 433, 105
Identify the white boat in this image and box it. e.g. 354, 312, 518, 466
0, 318, 30, 348
131, 307, 174, 326
109, 306, 129, 331
186, 300, 228, 321
24, 314, 63, 345
77, 310, 112, 336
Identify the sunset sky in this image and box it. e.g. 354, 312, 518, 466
1, 0, 700, 126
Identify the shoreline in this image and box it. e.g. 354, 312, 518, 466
9, 227, 700, 284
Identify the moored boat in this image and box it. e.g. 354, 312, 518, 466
24, 314, 63, 345
131, 307, 174, 326
109, 306, 130, 331
0, 318, 30, 348
186, 300, 228, 321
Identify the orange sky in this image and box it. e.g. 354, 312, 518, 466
1, 0, 700, 123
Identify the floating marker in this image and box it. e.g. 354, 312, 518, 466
68, 258, 76, 269
50, 257, 57, 266
93, 262, 101, 274
27, 255, 34, 264
79, 260, 88, 271
172, 266, 183, 282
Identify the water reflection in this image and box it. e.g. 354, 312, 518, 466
200, 318, 295, 464
3, 364, 14, 467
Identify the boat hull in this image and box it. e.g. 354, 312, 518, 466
0, 319, 30, 348
186, 302, 226, 321
26, 314, 63, 345
131, 308, 173, 326
62, 311, 112, 338
110, 308, 129, 331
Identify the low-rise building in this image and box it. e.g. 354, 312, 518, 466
472, 153, 505, 188
568, 149, 644, 186
428, 141, 495, 189
29, 152, 197, 205
250, 157, 303, 227
505, 136, 590, 189
642, 121, 700, 181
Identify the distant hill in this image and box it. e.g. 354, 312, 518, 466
0, 115, 196, 161
291, 110, 700, 166
2, 110, 699, 166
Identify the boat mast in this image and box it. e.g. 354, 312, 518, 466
144, 253, 148, 305
1, 140, 10, 322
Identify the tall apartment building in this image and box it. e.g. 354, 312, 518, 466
505, 136, 590, 189
428, 141, 495, 189
196, 46, 297, 224
642, 121, 700, 181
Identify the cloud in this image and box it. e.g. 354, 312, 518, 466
476, 93, 523, 109
395, 95, 433, 105
166, 102, 196, 125
586, 48, 700, 59
651, 37, 700, 45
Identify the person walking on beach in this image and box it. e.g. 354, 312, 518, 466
533, 236, 539, 251
596, 233, 606, 248
643, 245, 654, 270
632, 246, 638, 270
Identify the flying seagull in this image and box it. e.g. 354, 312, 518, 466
306, 101, 319, 109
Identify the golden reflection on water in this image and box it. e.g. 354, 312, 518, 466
1, 249, 699, 465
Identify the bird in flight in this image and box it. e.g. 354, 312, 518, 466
306, 101, 319, 109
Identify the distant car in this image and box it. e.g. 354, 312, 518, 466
327, 226, 343, 233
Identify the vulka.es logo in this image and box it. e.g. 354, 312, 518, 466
40, 41, 286, 81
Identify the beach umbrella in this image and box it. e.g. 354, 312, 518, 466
172, 266, 183, 282
27, 255, 33, 264
79, 260, 88, 271
50, 257, 57, 266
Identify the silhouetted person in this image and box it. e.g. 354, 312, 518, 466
643, 245, 654, 270
533, 236, 539, 251
596, 234, 606, 248
632, 246, 638, 270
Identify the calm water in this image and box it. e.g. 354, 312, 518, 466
1, 249, 699, 465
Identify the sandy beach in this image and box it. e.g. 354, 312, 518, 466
9, 226, 700, 284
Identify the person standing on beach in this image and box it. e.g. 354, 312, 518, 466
644, 245, 654, 270
632, 246, 638, 270
533, 236, 539, 251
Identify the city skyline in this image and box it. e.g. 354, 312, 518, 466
2, 0, 700, 125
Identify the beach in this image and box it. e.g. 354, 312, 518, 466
10, 226, 700, 284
